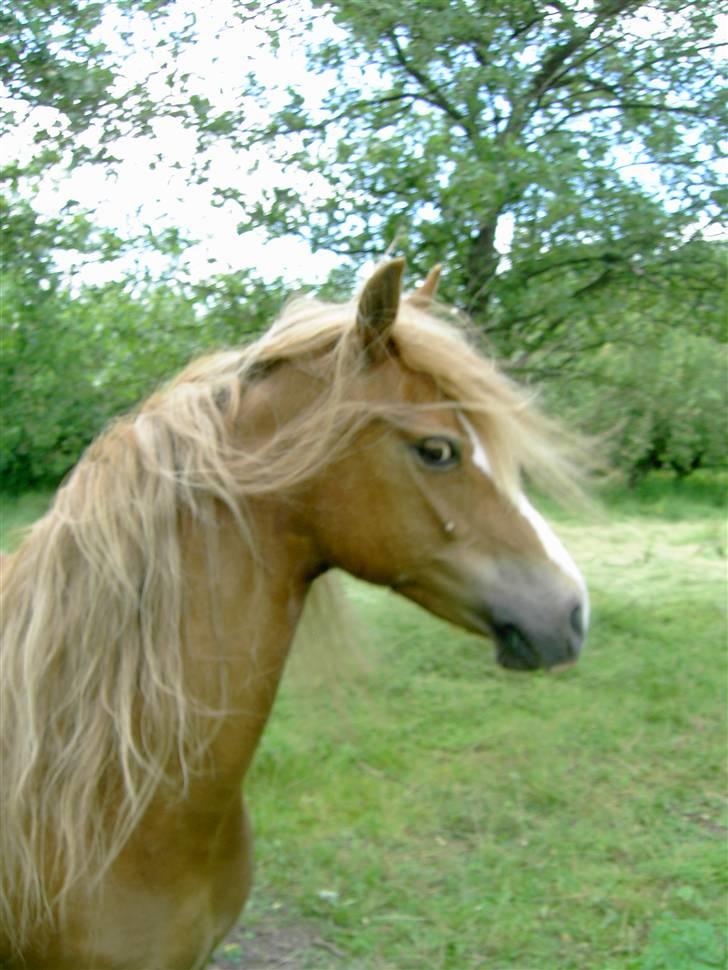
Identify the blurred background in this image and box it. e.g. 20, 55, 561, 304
1, 0, 725, 492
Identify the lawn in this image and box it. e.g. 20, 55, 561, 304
1, 475, 726, 969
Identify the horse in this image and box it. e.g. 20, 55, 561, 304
0, 259, 588, 970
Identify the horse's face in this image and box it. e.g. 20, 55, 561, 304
310, 261, 587, 671
312, 360, 587, 671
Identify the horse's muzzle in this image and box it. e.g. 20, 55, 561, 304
492, 599, 586, 671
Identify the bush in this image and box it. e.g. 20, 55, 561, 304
548, 328, 727, 482
0, 271, 285, 490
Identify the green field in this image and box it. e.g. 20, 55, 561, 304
1, 476, 726, 969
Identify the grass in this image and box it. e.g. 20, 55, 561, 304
1, 473, 726, 968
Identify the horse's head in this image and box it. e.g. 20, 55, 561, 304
308, 259, 588, 671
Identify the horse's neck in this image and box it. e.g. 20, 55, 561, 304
180, 498, 319, 788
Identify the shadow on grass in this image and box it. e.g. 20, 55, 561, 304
210, 908, 344, 970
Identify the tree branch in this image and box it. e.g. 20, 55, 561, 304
504, 0, 641, 137
386, 29, 469, 129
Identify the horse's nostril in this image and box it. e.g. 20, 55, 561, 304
570, 604, 584, 639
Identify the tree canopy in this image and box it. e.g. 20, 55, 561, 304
1, 0, 725, 487
233, 0, 725, 359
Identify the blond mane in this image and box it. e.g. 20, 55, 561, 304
0, 289, 579, 946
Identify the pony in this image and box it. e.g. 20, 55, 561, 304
0, 260, 588, 969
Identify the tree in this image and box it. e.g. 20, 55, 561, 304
232, 0, 725, 369
0, 265, 286, 489
1, 0, 217, 295
2, 0, 724, 484
0, 0, 197, 173
1, 1, 297, 488
546, 316, 728, 482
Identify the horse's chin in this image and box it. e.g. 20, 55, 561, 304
457, 607, 550, 671
493, 623, 542, 671
492, 623, 579, 672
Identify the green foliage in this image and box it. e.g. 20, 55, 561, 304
2, 0, 114, 143
596, 470, 727, 521
1, 0, 292, 489
1, 195, 100, 486
2, 0, 725, 486
238, 0, 725, 336
0, 267, 285, 489
1, 0, 192, 173
1, 0, 225, 318
233, 0, 726, 480
547, 327, 728, 481
0, 490, 53, 551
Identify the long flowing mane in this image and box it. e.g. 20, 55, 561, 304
0, 287, 579, 946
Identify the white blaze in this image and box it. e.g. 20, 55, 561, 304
459, 414, 589, 628
516, 492, 589, 628
460, 414, 492, 476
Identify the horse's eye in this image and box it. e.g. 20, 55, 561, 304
412, 437, 460, 468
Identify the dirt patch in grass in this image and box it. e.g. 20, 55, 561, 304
209, 916, 344, 970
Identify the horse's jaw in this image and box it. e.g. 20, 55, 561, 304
390, 553, 586, 672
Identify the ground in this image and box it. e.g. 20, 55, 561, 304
210, 916, 343, 970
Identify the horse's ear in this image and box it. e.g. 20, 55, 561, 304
355, 258, 405, 359
410, 264, 442, 307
